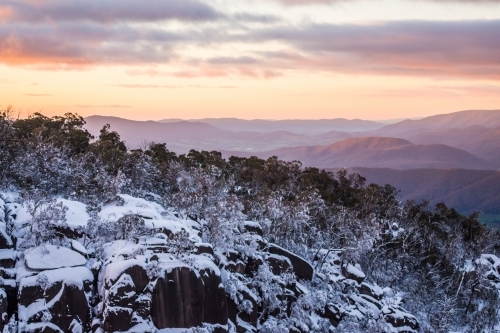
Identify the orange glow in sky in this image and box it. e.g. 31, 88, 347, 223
1, 0, 499, 120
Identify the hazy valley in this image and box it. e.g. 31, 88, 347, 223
84, 110, 500, 219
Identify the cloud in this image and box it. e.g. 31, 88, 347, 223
272, 0, 500, 4
248, 20, 500, 79
0, 0, 220, 23
273, 0, 334, 4
1, 0, 500, 81
0, 22, 181, 66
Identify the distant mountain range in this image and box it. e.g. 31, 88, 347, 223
157, 118, 384, 134
351, 168, 500, 215
85, 109, 500, 171
373, 109, 500, 135
221, 137, 497, 170
85, 109, 500, 220
85, 116, 354, 152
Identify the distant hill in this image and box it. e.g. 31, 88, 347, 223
406, 125, 500, 165
84, 116, 348, 152
351, 167, 500, 214
85, 116, 360, 153
85, 116, 226, 151
223, 137, 497, 170
86, 111, 500, 169
158, 118, 384, 134
376, 109, 500, 135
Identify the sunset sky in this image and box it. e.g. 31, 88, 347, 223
1, 0, 499, 121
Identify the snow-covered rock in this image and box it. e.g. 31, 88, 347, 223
0, 288, 7, 331
267, 244, 314, 280
18, 266, 94, 332
342, 263, 365, 284
243, 221, 263, 237
0, 224, 12, 250
58, 199, 89, 229
266, 253, 291, 276
151, 260, 228, 329
99, 237, 228, 332
24, 245, 86, 271
0, 192, 424, 332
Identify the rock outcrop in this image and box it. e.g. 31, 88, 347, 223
18, 266, 94, 333
0, 194, 422, 333
267, 244, 314, 280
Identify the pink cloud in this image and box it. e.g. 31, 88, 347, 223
1, 1, 500, 81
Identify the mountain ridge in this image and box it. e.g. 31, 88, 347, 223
376, 109, 500, 135
352, 167, 500, 214
221, 137, 497, 170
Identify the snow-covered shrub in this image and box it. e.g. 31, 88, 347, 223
167, 229, 194, 255
249, 262, 296, 319
114, 214, 150, 242
19, 192, 68, 250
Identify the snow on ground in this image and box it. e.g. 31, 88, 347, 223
58, 199, 89, 228
71, 239, 87, 255
0, 248, 16, 260
5, 201, 31, 226
98, 194, 202, 241
24, 245, 87, 270
100, 194, 167, 221
19, 266, 93, 290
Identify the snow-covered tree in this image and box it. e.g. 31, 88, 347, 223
19, 191, 68, 250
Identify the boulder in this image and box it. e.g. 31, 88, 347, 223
106, 274, 136, 308
243, 222, 263, 237
267, 244, 313, 280
121, 265, 149, 293
359, 282, 383, 300
45, 283, 92, 332
0, 224, 12, 250
266, 254, 291, 276
151, 265, 228, 329
24, 245, 86, 271
0, 289, 7, 331
320, 303, 346, 327
195, 243, 214, 256
227, 261, 245, 275
227, 289, 258, 328
200, 268, 229, 325
236, 317, 257, 333
0, 249, 16, 269
18, 267, 93, 332
244, 257, 263, 277
384, 307, 419, 332
342, 264, 365, 284
102, 306, 133, 332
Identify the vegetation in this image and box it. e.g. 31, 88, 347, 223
1, 109, 500, 332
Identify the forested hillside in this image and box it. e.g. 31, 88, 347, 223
351, 168, 500, 215
0, 109, 499, 332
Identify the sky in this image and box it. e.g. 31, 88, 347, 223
0, 0, 499, 121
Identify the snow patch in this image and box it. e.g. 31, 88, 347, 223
24, 245, 86, 270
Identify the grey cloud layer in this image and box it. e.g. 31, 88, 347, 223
1, 0, 220, 23
276, 0, 500, 3
251, 20, 500, 76
0, 0, 499, 79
